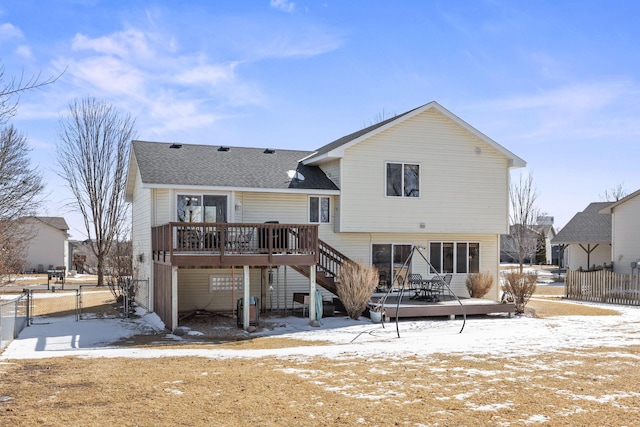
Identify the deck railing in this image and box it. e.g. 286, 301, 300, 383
317, 239, 353, 282
566, 269, 640, 305
152, 222, 318, 261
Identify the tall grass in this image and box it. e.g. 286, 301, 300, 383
465, 271, 494, 298
337, 261, 378, 320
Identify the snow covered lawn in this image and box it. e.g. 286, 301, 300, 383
2, 300, 640, 425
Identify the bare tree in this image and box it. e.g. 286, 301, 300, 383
600, 183, 627, 202
56, 97, 136, 286
0, 126, 45, 220
0, 219, 30, 280
0, 63, 62, 125
0, 126, 45, 280
506, 172, 541, 273
0, 62, 60, 280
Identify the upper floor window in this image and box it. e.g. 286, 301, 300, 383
309, 196, 330, 223
386, 162, 420, 197
177, 194, 227, 222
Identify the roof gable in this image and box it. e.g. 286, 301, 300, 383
303, 101, 526, 168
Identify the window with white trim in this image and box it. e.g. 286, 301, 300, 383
429, 242, 480, 274
386, 162, 420, 197
309, 196, 330, 223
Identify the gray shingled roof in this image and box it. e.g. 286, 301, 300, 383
19, 216, 69, 231
131, 141, 339, 191
551, 202, 613, 244
36, 216, 69, 231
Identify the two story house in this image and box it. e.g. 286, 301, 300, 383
125, 101, 526, 331
19, 216, 70, 274
598, 189, 640, 274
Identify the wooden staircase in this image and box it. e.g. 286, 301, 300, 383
290, 238, 353, 295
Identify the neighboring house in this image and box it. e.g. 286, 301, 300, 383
68, 240, 96, 274
551, 202, 613, 271
598, 189, 640, 274
19, 216, 70, 273
125, 101, 526, 331
500, 217, 556, 265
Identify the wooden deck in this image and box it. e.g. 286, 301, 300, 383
151, 222, 319, 268
370, 293, 516, 319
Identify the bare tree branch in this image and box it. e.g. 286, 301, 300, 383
600, 183, 627, 202
0, 64, 65, 124
56, 97, 136, 286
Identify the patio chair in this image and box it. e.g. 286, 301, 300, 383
431, 273, 452, 301
234, 230, 254, 250
408, 274, 423, 299
376, 272, 389, 292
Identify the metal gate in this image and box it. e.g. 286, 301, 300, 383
29, 289, 79, 323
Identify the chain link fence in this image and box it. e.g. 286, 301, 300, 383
0, 291, 29, 351
1, 279, 151, 350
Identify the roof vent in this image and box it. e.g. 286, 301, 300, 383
264, 148, 275, 154
218, 146, 230, 152
170, 143, 182, 149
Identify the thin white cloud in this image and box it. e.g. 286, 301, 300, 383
174, 63, 237, 87
0, 22, 23, 41
15, 44, 32, 60
251, 29, 343, 59
476, 80, 640, 143
68, 56, 146, 97
270, 0, 295, 13
491, 81, 631, 112
71, 28, 153, 60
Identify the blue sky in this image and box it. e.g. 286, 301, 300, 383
1, 0, 639, 239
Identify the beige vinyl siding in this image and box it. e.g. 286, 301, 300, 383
234, 192, 308, 224
131, 171, 152, 284
177, 268, 262, 312
339, 109, 509, 234
612, 195, 640, 274
154, 189, 171, 225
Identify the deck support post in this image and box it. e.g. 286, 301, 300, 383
309, 264, 318, 326
243, 265, 250, 329
171, 266, 179, 332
